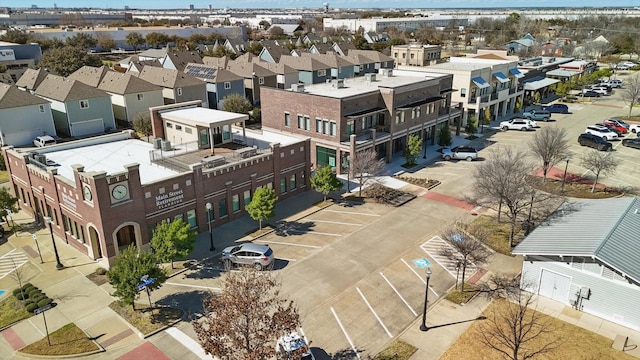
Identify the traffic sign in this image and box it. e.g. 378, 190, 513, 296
6, 210, 11, 216
137, 276, 155, 291
34, 303, 53, 315
32, 234, 37, 240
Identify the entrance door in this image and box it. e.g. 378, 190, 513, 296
538, 269, 571, 303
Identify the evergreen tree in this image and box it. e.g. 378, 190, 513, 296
245, 187, 277, 230
404, 134, 422, 167
437, 126, 453, 147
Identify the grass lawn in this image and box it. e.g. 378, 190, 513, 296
530, 176, 626, 198
444, 284, 479, 304
19, 323, 99, 356
109, 301, 183, 335
374, 339, 417, 360
0, 170, 8, 183
0, 295, 32, 328
470, 215, 513, 255
440, 299, 637, 360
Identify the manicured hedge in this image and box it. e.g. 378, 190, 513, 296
37, 298, 52, 307
25, 303, 38, 313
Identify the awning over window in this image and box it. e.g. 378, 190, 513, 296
523, 77, 560, 91
396, 96, 443, 110
471, 76, 490, 89
493, 72, 510, 83
509, 68, 525, 78
345, 107, 386, 118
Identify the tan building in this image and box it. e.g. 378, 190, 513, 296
391, 44, 442, 67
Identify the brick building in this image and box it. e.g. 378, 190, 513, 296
260, 70, 460, 173
4, 105, 310, 268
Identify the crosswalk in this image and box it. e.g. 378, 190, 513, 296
420, 235, 478, 282
0, 249, 29, 280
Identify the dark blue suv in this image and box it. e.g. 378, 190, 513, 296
542, 104, 570, 114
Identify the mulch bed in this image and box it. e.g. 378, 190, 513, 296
361, 184, 416, 206
396, 176, 441, 190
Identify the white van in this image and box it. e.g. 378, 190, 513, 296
33, 135, 57, 147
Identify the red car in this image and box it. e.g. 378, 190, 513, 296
603, 120, 628, 134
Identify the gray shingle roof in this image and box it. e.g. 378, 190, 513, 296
348, 49, 394, 63
35, 75, 109, 102
164, 51, 203, 71
15, 68, 49, 91
227, 61, 276, 78
98, 71, 161, 95
67, 65, 111, 87
280, 55, 331, 71
202, 56, 229, 68
138, 48, 168, 59
513, 197, 640, 283
135, 66, 204, 88
0, 83, 49, 109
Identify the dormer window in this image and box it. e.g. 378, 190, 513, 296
224, 82, 231, 89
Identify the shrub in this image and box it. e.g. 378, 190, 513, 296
21, 283, 33, 291
37, 298, 52, 307
24, 298, 34, 305
95, 267, 107, 275
13, 288, 23, 296
32, 294, 45, 303
15, 292, 28, 300
26, 303, 38, 313
28, 289, 42, 298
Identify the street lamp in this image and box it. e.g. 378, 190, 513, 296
561, 156, 571, 192
206, 202, 214, 251
423, 129, 428, 159
420, 267, 432, 331
44, 216, 63, 269
342, 155, 350, 193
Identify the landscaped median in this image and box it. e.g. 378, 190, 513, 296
19, 323, 102, 357
108, 301, 183, 338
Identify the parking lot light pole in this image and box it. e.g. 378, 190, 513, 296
420, 267, 432, 331
561, 156, 571, 192
206, 202, 214, 251
44, 216, 63, 269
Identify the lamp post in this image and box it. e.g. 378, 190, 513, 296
419, 267, 432, 331
342, 155, 350, 193
206, 202, 214, 251
44, 216, 63, 269
561, 156, 571, 192
423, 129, 428, 159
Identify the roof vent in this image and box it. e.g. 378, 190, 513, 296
331, 79, 344, 89
379, 68, 393, 77
635, 208, 639, 214
364, 73, 376, 82
291, 83, 305, 93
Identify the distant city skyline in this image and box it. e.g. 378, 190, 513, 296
14, 1, 640, 10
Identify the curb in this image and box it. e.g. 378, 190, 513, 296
16, 327, 105, 359
142, 307, 185, 339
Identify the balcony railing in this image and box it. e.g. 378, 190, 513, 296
480, 95, 490, 103
509, 88, 516, 94
490, 93, 498, 100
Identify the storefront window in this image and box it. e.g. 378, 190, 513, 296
244, 190, 251, 206
280, 178, 286, 193
232, 195, 240, 212
186, 210, 197, 228
316, 146, 337, 169
290, 174, 296, 190
218, 199, 228, 218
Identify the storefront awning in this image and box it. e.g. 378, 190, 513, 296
471, 76, 490, 89
396, 96, 443, 110
493, 72, 510, 83
509, 68, 525, 78
345, 107, 386, 118
523, 77, 560, 91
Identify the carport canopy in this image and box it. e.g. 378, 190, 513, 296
523, 77, 560, 91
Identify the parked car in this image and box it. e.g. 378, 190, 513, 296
602, 120, 628, 134
585, 125, 619, 140
609, 79, 623, 88
629, 124, 640, 134
522, 109, 551, 121
541, 104, 569, 114
441, 146, 478, 161
622, 137, 640, 149
276, 331, 314, 360
33, 135, 57, 147
595, 123, 623, 136
578, 133, 613, 151
221, 243, 275, 271
500, 119, 533, 131
588, 87, 609, 96
579, 90, 601, 98
615, 63, 631, 70
604, 118, 630, 130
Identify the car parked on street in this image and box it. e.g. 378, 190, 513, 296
602, 120, 628, 134
441, 146, 478, 161
578, 133, 613, 151
221, 243, 275, 271
500, 118, 533, 131
585, 125, 619, 140
579, 90, 601, 98
622, 137, 640, 149
522, 109, 551, 121
541, 104, 569, 114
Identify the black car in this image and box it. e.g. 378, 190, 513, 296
578, 133, 612, 151
542, 104, 570, 114
579, 91, 601, 98
622, 137, 640, 149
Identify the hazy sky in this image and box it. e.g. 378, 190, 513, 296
25, 1, 640, 10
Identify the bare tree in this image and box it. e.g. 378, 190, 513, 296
476, 288, 559, 360
350, 149, 385, 197
439, 223, 492, 293
193, 269, 301, 360
528, 126, 570, 184
579, 150, 620, 193
621, 74, 640, 116
10, 258, 28, 300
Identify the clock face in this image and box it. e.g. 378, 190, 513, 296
111, 184, 128, 201
83, 185, 92, 201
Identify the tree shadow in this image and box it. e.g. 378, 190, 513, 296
182, 260, 224, 280
311, 346, 366, 360
425, 315, 487, 330
156, 290, 211, 319
273, 220, 316, 237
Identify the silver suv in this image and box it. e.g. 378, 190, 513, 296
441, 146, 478, 161
222, 243, 275, 271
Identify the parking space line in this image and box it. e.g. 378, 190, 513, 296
330, 307, 361, 360
276, 257, 297, 262
401, 258, 426, 285
283, 229, 342, 236
356, 287, 393, 338
323, 210, 380, 216
379, 272, 417, 316
165, 282, 222, 291
255, 240, 321, 248
303, 219, 362, 226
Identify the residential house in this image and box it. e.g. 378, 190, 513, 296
505, 33, 536, 55
34, 75, 116, 137
422, 56, 525, 126
255, 61, 298, 89
184, 63, 244, 109
259, 45, 293, 63
67, 65, 111, 88
332, 42, 356, 56
302, 53, 355, 80
279, 55, 332, 85
364, 32, 390, 44
161, 51, 203, 71
391, 44, 442, 67
0, 42, 42, 83
223, 38, 247, 56
135, 66, 208, 108
0, 83, 55, 146
513, 197, 640, 331
271, 24, 303, 37
226, 61, 277, 106
261, 69, 459, 171
302, 34, 324, 45
97, 71, 164, 126
344, 53, 378, 76
202, 56, 230, 69
309, 43, 333, 55
348, 50, 395, 71
15, 67, 48, 93
137, 48, 168, 62
125, 59, 161, 73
